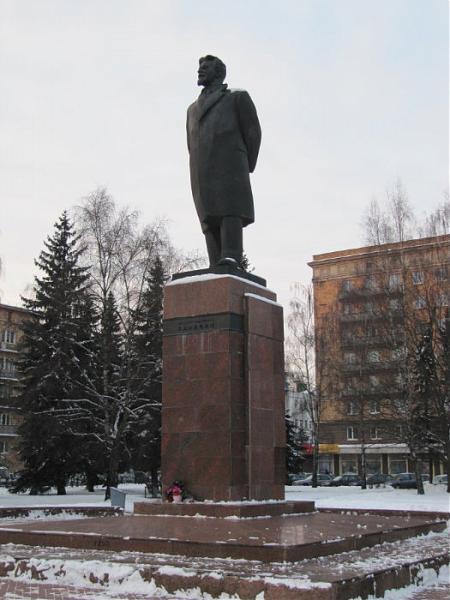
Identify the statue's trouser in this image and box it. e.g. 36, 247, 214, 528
204, 216, 243, 266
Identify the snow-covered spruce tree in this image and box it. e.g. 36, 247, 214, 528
440, 317, 450, 492
285, 413, 307, 479
128, 255, 165, 496
412, 326, 437, 494
13, 212, 93, 495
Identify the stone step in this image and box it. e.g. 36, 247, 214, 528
133, 499, 316, 518
0, 511, 444, 563
0, 527, 448, 599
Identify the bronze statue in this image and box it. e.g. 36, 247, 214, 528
187, 56, 261, 268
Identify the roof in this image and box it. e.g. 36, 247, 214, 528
309, 234, 450, 267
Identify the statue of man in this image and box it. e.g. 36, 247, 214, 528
187, 55, 261, 268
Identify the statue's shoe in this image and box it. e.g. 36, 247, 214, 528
217, 257, 238, 266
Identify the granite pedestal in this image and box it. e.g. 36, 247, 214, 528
161, 272, 285, 501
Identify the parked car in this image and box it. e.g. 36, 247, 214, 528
293, 474, 333, 486
390, 473, 418, 489
432, 474, 448, 485
367, 473, 393, 488
0, 468, 10, 487
287, 472, 311, 485
329, 473, 363, 487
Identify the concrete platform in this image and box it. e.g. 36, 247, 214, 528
0, 509, 445, 563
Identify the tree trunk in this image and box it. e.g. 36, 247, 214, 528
56, 481, 66, 495
360, 445, 367, 490
150, 467, 160, 497
312, 439, 319, 488
104, 446, 120, 501
85, 470, 97, 492
412, 457, 424, 495
446, 437, 450, 494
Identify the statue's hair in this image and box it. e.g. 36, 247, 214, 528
199, 55, 226, 82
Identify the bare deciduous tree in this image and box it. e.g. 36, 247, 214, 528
286, 284, 339, 486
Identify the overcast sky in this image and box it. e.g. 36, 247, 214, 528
0, 0, 448, 311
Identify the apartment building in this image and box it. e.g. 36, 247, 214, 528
309, 235, 449, 477
0, 303, 30, 471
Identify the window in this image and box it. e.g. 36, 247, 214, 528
389, 458, 408, 475
367, 350, 380, 363
389, 273, 402, 290
365, 301, 374, 314
414, 296, 426, 309
343, 303, 353, 315
0, 440, 7, 453
366, 457, 382, 475
341, 457, 358, 473
369, 375, 380, 389
0, 414, 10, 426
438, 318, 449, 332
391, 347, 406, 361
344, 352, 356, 364
370, 427, 381, 440
342, 280, 353, 292
0, 358, 15, 373
437, 293, 449, 307
367, 325, 379, 338
347, 426, 358, 440
435, 268, 448, 281
369, 399, 380, 414
347, 401, 358, 415
2, 330, 15, 344
389, 298, 401, 311
395, 373, 406, 387
365, 276, 377, 290
412, 271, 424, 285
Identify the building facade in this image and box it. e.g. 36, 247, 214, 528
285, 379, 313, 443
309, 235, 449, 477
0, 303, 29, 471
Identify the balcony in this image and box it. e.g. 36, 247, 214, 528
339, 287, 385, 301
341, 336, 386, 350
0, 370, 18, 381
0, 424, 17, 435
342, 362, 399, 374
0, 341, 18, 353
340, 310, 404, 323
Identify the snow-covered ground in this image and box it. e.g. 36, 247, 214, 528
0, 483, 142, 512
286, 482, 450, 514
0, 482, 448, 514
0, 483, 448, 599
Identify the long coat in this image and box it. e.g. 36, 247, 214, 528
187, 85, 261, 228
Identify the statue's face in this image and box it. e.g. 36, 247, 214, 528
197, 59, 217, 86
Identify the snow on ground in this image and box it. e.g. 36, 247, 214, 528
286, 482, 450, 514
0, 482, 448, 514
0, 483, 147, 513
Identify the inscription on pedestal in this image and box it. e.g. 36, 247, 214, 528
164, 312, 244, 336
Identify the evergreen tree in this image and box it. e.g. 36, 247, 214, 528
412, 326, 437, 494
441, 317, 450, 491
13, 212, 92, 494
129, 256, 165, 495
285, 413, 307, 478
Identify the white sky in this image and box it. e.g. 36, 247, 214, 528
0, 0, 448, 311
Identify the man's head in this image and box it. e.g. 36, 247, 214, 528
197, 55, 226, 87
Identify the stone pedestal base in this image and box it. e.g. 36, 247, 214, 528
161, 273, 285, 501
